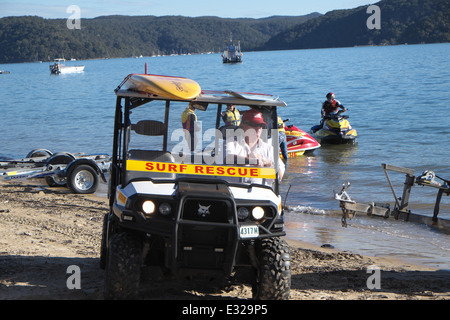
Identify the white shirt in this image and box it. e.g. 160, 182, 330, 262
224, 135, 284, 186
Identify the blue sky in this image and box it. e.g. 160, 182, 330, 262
0, 0, 374, 19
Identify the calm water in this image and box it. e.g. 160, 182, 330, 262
1, 43, 449, 269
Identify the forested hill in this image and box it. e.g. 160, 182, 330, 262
262, 0, 450, 50
0, 14, 320, 63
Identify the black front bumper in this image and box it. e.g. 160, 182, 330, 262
111, 181, 285, 277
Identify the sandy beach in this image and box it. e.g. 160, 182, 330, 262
0, 180, 449, 300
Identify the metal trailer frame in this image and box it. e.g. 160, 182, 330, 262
335, 163, 450, 232
1, 149, 110, 194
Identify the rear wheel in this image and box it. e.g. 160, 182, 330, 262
252, 237, 291, 300
104, 232, 142, 300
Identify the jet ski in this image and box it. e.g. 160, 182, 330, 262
310, 110, 357, 145
282, 119, 321, 157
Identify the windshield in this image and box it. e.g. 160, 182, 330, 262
123, 100, 284, 190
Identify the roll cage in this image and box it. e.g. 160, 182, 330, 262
110, 86, 287, 206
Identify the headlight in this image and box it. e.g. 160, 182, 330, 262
142, 200, 156, 215
252, 206, 265, 220
237, 207, 249, 220
158, 202, 172, 215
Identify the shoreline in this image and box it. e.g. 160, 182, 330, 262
0, 180, 449, 300
2, 42, 448, 66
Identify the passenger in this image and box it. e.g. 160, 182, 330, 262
225, 109, 284, 184
181, 102, 199, 151
221, 104, 241, 127
278, 116, 289, 167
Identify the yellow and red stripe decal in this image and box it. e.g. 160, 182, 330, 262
126, 160, 277, 179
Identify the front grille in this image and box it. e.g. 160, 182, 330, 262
181, 199, 234, 223
177, 198, 236, 269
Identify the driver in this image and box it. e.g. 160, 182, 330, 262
224, 109, 284, 184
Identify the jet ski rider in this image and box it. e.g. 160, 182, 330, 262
311, 92, 348, 133
321, 92, 347, 118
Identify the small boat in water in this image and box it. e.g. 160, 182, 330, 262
222, 35, 242, 63
0, 70, 11, 74
49, 58, 85, 74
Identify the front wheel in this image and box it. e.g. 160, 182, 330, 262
99, 213, 109, 270
67, 164, 99, 194
104, 232, 142, 300
253, 237, 291, 300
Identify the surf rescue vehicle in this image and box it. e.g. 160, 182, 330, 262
101, 72, 291, 300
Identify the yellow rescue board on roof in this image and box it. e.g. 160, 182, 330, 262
123, 74, 202, 100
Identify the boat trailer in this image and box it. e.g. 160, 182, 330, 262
335, 163, 450, 231
0, 149, 110, 194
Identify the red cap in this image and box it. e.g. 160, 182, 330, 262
242, 109, 267, 126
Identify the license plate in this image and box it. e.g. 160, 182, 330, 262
239, 226, 259, 239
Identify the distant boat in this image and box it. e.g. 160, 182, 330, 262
222, 35, 242, 64
0, 70, 10, 74
49, 59, 85, 74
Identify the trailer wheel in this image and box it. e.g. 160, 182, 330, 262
45, 153, 74, 187
67, 164, 99, 194
26, 148, 53, 158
